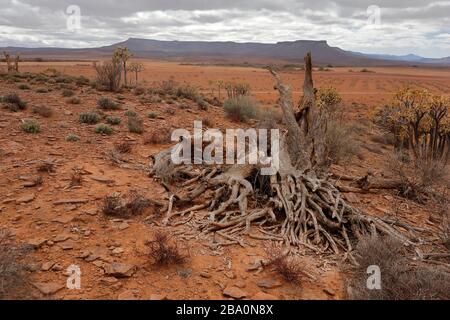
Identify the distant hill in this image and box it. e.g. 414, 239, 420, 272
1, 38, 449, 67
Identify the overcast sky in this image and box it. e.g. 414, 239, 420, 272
0, 0, 449, 58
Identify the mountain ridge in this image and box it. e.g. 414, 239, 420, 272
1, 38, 449, 66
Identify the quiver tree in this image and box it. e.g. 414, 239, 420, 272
375, 86, 449, 162
127, 62, 144, 85
150, 53, 413, 255
3, 51, 19, 73
113, 46, 132, 86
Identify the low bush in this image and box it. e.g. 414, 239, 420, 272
21, 120, 41, 134
223, 96, 257, 122
79, 112, 101, 124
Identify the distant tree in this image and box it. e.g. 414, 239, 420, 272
93, 59, 122, 92
216, 80, 224, 100
127, 62, 145, 85
3, 51, 20, 73
113, 47, 132, 86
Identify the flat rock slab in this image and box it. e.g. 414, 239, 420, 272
104, 263, 136, 278
16, 193, 35, 204
223, 286, 247, 299
33, 282, 64, 295
251, 292, 278, 300
256, 279, 282, 289
53, 199, 89, 205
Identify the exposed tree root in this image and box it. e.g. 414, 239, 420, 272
148, 53, 420, 255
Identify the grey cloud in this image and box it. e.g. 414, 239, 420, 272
0, 0, 448, 57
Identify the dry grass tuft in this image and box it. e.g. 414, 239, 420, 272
101, 192, 150, 218
114, 140, 133, 154
266, 244, 304, 284
0, 229, 32, 299
146, 231, 186, 266
347, 235, 450, 300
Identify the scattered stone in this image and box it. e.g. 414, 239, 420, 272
54, 234, 71, 242
112, 247, 124, 254
178, 268, 193, 278
27, 238, 47, 249
53, 199, 89, 205
2, 198, 16, 204
99, 277, 119, 285
252, 292, 278, 300
117, 222, 130, 230
104, 263, 136, 278
223, 286, 247, 299
257, 279, 282, 289
33, 282, 64, 295
60, 241, 75, 250
91, 176, 115, 184
199, 272, 211, 278
117, 290, 138, 300
323, 288, 336, 296
52, 215, 74, 224
246, 261, 262, 271
16, 193, 35, 204
149, 294, 167, 300
41, 261, 55, 271
51, 263, 64, 271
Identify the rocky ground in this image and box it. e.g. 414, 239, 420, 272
0, 68, 446, 300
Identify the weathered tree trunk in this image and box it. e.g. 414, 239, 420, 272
149, 53, 414, 254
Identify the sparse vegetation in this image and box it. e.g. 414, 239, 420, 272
348, 235, 450, 300
147, 231, 186, 266
1, 93, 27, 111
266, 244, 304, 284
127, 116, 144, 134
101, 192, 150, 218
144, 128, 171, 144
148, 112, 157, 119
106, 116, 121, 125
17, 83, 30, 90
0, 229, 31, 299
62, 89, 75, 97
95, 124, 114, 135
223, 96, 257, 122
66, 96, 81, 104
32, 105, 53, 118
79, 111, 101, 124
97, 97, 120, 110
20, 119, 41, 133
114, 140, 132, 153
66, 134, 80, 142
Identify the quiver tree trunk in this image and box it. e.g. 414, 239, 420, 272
149, 53, 415, 255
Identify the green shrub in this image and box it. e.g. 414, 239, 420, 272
66, 134, 80, 142
148, 112, 157, 119
79, 112, 101, 124
133, 87, 146, 96
1, 93, 27, 112
35, 87, 48, 93
95, 124, 114, 135
62, 89, 75, 97
106, 116, 121, 125
17, 84, 30, 90
223, 96, 257, 122
75, 76, 90, 86
98, 97, 120, 110
21, 120, 41, 133
124, 110, 137, 117
127, 116, 144, 134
